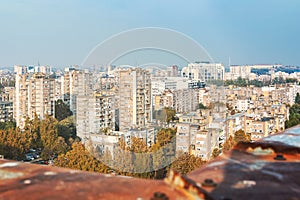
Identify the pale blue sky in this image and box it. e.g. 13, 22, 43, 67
0, 0, 299, 67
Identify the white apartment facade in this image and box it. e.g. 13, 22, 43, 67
14, 66, 55, 128
181, 62, 225, 82
76, 91, 115, 141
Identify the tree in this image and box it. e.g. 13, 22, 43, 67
295, 93, 300, 104
222, 130, 250, 152
285, 98, 300, 128
164, 107, 176, 123
0, 121, 16, 130
57, 116, 78, 146
286, 78, 298, 83
55, 142, 110, 173
212, 148, 221, 158
198, 103, 207, 109
234, 129, 250, 143
0, 128, 32, 160
156, 128, 176, 147
222, 135, 234, 152
55, 100, 73, 121
170, 153, 205, 175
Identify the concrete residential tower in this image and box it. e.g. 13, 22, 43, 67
115, 68, 152, 131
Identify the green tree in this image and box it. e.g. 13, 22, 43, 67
285, 98, 300, 128
198, 103, 207, 109
295, 93, 300, 104
57, 116, 78, 145
39, 116, 68, 159
0, 121, 16, 130
55, 100, 73, 121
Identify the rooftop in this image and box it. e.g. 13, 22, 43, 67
1, 126, 300, 199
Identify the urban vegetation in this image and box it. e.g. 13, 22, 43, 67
0, 116, 206, 179
55, 127, 206, 179
55, 100, 73, 121
153, 107, 177, 123
285, 93, 300, 129
224, 77, 298, 87
0, 115, 78, 161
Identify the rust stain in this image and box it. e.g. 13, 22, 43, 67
0, 129, 300, 199
164, 170, 212, 200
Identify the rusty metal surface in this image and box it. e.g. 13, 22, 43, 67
188, 128, 300, 200
1, 126, 300, 200
0, 160, 187, 200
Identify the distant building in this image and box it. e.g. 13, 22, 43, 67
181, 62, 225, 82
226, 65, 252, 80
151, 77, 189, 95
153, 88, 199, 113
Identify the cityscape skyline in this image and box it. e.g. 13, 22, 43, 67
0, 0, 300, 68
1, 2, 300, 199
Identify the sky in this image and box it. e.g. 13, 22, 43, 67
0, 0, 299, 68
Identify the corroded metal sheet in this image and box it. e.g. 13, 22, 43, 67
1, 127, 300, 200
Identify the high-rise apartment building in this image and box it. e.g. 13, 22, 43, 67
77, 91, 115, 141
62, 67, 80, 115
14, 66, 55, 128
115, 68, 151, 131
61, 67, 96, 116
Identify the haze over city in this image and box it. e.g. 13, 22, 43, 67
0, 0, 300, 67
1, 1, 300, 200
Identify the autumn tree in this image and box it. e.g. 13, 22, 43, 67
55, 142, 110, 173
156, 128, 176, 147
234, 129, 251, 143
164, 107, 176, 123
170, 153, 206, 175
222, 129, 250, 152
212, 148, 221, 158
0, 128, 32, 160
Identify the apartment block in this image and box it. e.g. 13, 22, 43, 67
151, 77, 189, 95
88, 128, 156, 159
173, 89, 199, 113
114, 68, 151, 131
181, 62, 225, 82
14, 66, 55, 128
176, 122, 219, 160
0, 101, 13, 122
77, 91, 115, 141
